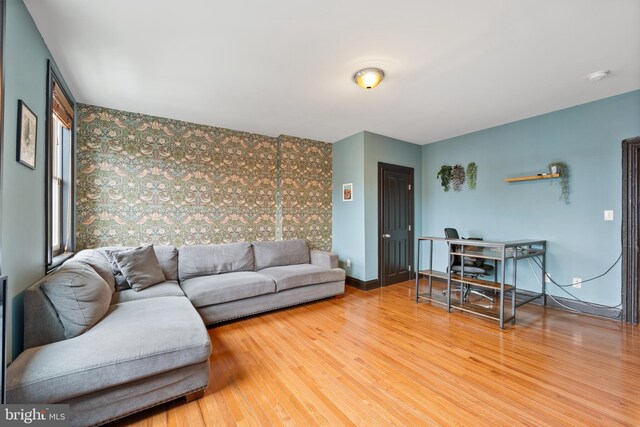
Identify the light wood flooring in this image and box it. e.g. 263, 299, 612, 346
111, 281, 640, 426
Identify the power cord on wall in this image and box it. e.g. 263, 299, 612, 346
525, 255, 623, 318
531, 254, 621, 288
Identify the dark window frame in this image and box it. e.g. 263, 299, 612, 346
45, 61, 75, 271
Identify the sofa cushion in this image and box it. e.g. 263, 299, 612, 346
113, 244, 166, 291
252, 239, 310, 270
110, 280, 185, 305
178, 242, 254, 281
181, 272, 275, 307
65, 249, 116, 293
6, 296, 211, 404
258, 264, 346, 292
39, 262, 112, 339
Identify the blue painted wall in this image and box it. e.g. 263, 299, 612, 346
333, 131, 422, 282
363, 132, 422, 281
421, 90, 640, 306
2, 0, 75, 360
332, 132, 366, 278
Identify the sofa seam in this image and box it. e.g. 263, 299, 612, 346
203, 291, 343, 324
68, 278, 91, 331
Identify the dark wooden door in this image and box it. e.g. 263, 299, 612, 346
379, 163, 414, 286
623, 137, 640, 323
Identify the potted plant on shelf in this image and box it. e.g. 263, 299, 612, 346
548, 161, 570, 203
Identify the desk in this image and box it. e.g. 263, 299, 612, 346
415, 237, 547, 329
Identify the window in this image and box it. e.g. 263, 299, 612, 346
51, 117, 64, 255
46, 62, 75, 269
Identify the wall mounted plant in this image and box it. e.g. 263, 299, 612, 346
466, 162, 477, 190
548, 161, 570, 203
451, 164, 465, 192
437, 165, 452, 192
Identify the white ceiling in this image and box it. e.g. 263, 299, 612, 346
25, 0, 640, 145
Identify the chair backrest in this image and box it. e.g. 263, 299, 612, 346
444, 228, 459, 239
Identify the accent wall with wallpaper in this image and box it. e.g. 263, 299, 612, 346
76, 104, 332, 251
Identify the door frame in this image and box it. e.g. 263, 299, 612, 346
622, 137, 640, 323
378, 162, 414, 287
0, 0, 5, 276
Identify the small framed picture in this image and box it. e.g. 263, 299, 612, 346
342, 183, 353, 202
17, 100, 38, 169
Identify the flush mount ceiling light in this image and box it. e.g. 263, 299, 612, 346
353, 68, 385, 90
587, 69, 610, 82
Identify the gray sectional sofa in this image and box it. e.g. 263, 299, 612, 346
6, 239, 344, 426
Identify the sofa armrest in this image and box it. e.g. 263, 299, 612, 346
310, 250, 339, 269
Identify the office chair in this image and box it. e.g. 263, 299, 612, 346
443, 227, 494, 303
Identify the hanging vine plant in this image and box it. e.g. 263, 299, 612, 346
548, 161, 570, 204
437, 165, 452, 192
466, 162, 478, 190
451, 164, 465, 192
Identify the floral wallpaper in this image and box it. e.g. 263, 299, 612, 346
278, 135, 332, 251
76, 104, 332, 250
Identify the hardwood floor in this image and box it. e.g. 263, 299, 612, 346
111, 281, 640, 426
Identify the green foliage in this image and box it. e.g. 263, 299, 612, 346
466, 162, 477, 190
451, 164, 465, 192
437, 165, 452, 192
548, 161, 570, 204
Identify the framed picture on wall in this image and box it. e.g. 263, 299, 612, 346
17, 100, 37, 169
342, 183, 353, 201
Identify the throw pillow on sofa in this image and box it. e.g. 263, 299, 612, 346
63, 249, 117, 292
40, 261, 112, 339
112, 244, 166, 291
104, 248, 133, 291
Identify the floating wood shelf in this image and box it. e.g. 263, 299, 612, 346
504, 173, 560, 183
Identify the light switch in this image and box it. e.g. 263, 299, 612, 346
604, 210, 614, 221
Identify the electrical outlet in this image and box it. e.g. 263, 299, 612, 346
604, 210, 614, 221
346, 259, 351, 268
545, 274, 551, 283
572, 277, 582, 289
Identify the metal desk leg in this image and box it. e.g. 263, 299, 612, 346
460, 248, 465, 307
447, 242, 452, 312
428, 240, 433, 297
542, 242, 547, 306
512, 251, 518, 324
499, 249, 506, 329
415, 240, 420, 302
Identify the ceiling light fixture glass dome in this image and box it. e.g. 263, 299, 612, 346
353, 68, 385, 90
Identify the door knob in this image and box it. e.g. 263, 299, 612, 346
382, 234, 391, 238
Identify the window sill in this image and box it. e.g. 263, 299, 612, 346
47, 252, 75, 273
